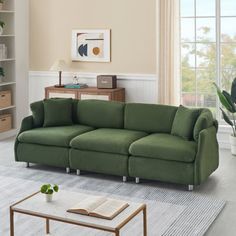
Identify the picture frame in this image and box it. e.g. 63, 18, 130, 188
71, 29, 111, 62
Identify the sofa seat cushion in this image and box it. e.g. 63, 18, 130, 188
18, 125, 94, 148
70, 128, 147, 155
129, 133, 197, 163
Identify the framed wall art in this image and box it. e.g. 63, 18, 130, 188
71, 29, 111, 62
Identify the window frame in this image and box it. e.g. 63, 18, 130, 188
180, 0, 236, 121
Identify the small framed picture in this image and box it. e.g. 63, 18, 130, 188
71, 29, 111, 62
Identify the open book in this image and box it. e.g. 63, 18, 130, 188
67, 196, 129, 220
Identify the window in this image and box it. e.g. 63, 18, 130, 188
180, 0, 236, 117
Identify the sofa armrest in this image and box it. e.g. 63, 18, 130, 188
14, 116, 34, 161
194, 126, 219, 185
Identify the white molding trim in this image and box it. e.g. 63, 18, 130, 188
29, 71, 157, 81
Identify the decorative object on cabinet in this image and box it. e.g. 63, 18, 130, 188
97, 75, 117, 89
45, 86, 125, 102
50, 59, 68, 88
64, 83, 88, 89
0, 90, 11, 108
0, 21, 5, 35
72, 29, 111, 62
0, 113, 11, 132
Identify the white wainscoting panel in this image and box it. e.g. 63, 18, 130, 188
28, 71, 158, 104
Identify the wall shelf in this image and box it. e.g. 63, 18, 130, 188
0, 11, 15, 13
0, 58, 15, 62
0, 105, 16, 111
0, 0, 28, 139
0, 81, 16, 86
0, 35, 15, 37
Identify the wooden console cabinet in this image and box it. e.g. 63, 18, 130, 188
45, 86, 125, 102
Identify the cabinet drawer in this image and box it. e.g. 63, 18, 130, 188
80, 94, 110, 101
48, 91, 77, 99
0, 114, 12, 133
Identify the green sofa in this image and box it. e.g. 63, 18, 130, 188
15, 99, 219, 190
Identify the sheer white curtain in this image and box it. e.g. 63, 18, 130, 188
157, 0, 180, 105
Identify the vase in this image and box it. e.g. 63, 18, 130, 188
229, 134, 236, 155
45, 194, 53, 202
0, 26, 3, 35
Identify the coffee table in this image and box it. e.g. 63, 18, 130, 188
10, 190, 147, 236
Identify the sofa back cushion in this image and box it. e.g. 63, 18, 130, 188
43, 98, 73, 127
77, 100, 125, 128
193, 108, 215, 141
124, 103, 177, 133
30, 101, 44, 127
171, 105, 200, 140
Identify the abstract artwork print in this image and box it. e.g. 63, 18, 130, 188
72, 29, 110, 62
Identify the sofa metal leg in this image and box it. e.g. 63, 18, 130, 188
26, 162, 30, 168
76, 169, 81, 176
122, 176, 127, 182
66, 167, 70, 174
135, 177, 140, 184
188, 185, 194, 191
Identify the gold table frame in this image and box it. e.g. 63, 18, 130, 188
10, 191, 147, 236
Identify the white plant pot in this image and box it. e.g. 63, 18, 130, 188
229, 134, 236, 155
45, 194, 53, 202
0, 3, 3, 11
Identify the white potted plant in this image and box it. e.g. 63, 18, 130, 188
0, 0, 4, 11
0, 21, 5, 35
40, 184, 59, 202
214, 79, 236, 155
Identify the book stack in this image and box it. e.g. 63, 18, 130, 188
0, 44, 7, 60
64, 83, 88, 89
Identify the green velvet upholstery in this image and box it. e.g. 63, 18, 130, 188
124, 103, 177, 133
15, 99, 219, 188
70, 149, 128, 176
43, 98, 73, 127
171, 105, 199, 140
30, 101, 44, 127
129, 133, 197, 163
194, 126, 219, 185
14, 116, 35, 162
17, 143, 70, 168
18, 125, 94, 147
71, 128, 147, 155
193, 109, 214, 141
72, 99, 79, 124
129, 156, 194, 185
77, 100, 124, 128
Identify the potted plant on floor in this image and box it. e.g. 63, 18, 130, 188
0, 21, 5, 35
214, 79, 236, 155
40, 184, 59, 202
0, 67, 4, 83
0, 0, 4, 11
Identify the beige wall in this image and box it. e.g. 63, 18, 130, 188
29, 0, 156, 74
